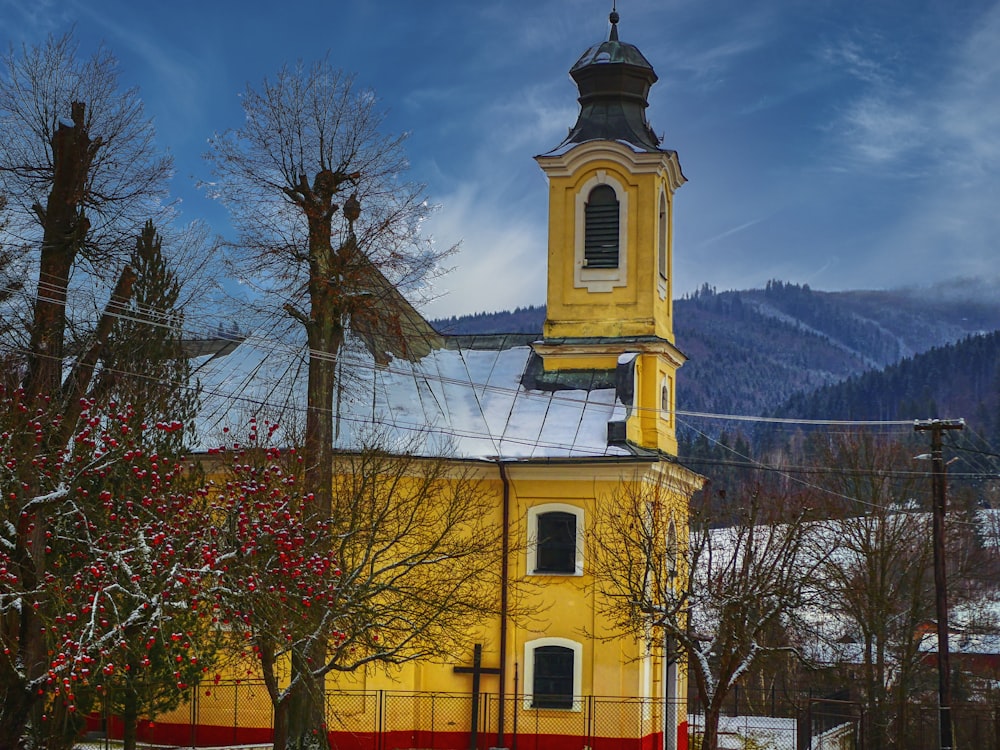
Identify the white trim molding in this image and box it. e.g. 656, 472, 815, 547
526, 502, 585, 577
523, 637, 584, 711
574, 171, 629, 293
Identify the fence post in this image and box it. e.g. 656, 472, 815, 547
796, 698, 811, 750
588, 695, 595, 750
512, 662, 519, 750
190, 684, 197, 749
233, 680, 239, 747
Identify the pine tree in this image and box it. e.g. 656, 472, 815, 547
99, 221, 199, 455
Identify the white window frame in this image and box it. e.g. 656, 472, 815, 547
660, 373, 673, 424
523, 637, 584, 711
527, 503, 584, 577
574, 171, 628, 293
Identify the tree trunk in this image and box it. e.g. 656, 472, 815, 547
272, 698, 289, 750
0, 694, 30, 750
273, 672, 330, 750
293, 205, 344, 750
122, 685, 139, 750
701, 705, 723, 750
302, 207, 345, 522
24, 101, 94, 403
304, 310, 339, 521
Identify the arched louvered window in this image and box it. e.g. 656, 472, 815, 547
584, 184, 619, 268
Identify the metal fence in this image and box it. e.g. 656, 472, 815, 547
88, 683, 673, 750
85, 682, 1000, 750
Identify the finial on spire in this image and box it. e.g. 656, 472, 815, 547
609, 3, 620, 41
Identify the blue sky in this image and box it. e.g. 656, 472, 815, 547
3, 0, 999, 319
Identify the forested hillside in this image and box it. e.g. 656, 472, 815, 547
775, 330, 1000, 444
432, 279, 1000, 422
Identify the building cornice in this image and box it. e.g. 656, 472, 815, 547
536, 140, 685, 191
532, 336, 687, 369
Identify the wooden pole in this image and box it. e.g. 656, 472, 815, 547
915, 418, 964, 750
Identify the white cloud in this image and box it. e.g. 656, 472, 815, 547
840, 95, 926, 165
699, 217, 767, 247
419, 180, 547, 320
819, 37, 893, 87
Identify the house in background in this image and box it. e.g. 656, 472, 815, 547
141, 10, 702, 750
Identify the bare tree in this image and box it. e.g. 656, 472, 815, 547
205, 61, 448, 749
0, 31, 172, 402
205, 58, 445, 516
803, 431, 993, 749
209, 428, 501, 750
590, 475, 820, 750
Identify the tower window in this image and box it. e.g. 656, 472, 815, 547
658, 192, 668, 280
584, 184, 619, 268
660, 375, 671, 421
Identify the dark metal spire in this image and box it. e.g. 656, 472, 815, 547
550, 5, 663, 152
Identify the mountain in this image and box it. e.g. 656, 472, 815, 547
432, 279, 1000, 423
773, 330, 1000, 442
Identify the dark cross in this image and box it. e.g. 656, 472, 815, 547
453, 643, 501, 750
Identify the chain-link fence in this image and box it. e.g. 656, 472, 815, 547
87, 684, 674, 750
84, 681, 1000, 750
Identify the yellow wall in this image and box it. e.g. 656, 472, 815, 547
537, 141, 684, 344
327, 459, 697, 705
144, 443, 698, 750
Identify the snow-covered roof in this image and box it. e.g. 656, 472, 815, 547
191, 334, 635, 461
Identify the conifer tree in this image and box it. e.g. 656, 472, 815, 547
99, 221, 199, 455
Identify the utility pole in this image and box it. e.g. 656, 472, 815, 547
915, 418, 964, 750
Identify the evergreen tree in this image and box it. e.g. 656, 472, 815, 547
99, 221, 199, 455
101, 222, 205, 749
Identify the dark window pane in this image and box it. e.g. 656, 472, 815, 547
584, 185, 619, 268
658, 193, 667, 279
533, 645, 574, 709
536, 511, 576, 573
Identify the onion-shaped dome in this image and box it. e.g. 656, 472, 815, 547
556, 10, 662, 153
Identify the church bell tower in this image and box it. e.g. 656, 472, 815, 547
534, 9, 686, 455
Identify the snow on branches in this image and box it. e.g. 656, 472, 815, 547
0, 386, 217, 717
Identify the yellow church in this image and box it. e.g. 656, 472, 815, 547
115, 10, 702, 750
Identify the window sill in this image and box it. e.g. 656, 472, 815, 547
530, 569, 583, 577
526, 701, 583, 712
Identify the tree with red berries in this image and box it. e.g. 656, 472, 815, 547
0, 392, 221, 750
0, 32, 209, 747
207, 424, 501, 750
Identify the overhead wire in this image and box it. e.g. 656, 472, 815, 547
4, 331, 999, 491
4, 273, 1000, 476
